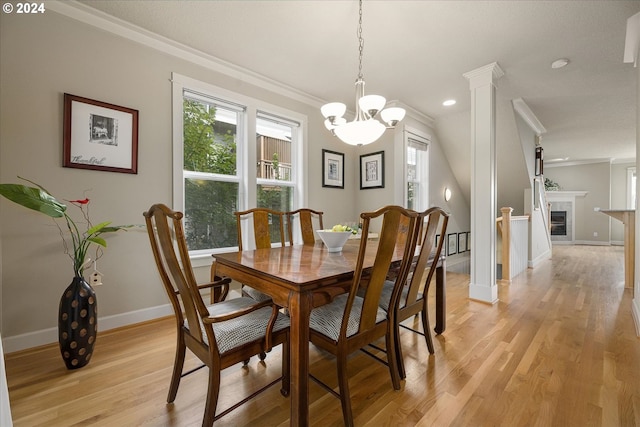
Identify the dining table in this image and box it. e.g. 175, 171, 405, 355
211, 239, 446, 426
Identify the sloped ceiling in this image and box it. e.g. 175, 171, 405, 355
75, 0, 640, 204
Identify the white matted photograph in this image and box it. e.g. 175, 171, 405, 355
360, 150, 384, 189
447, 233, 457, 256
322, 149, 344, 188
63, 93, 139, 174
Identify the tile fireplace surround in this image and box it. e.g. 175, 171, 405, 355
545, 191, 588, 244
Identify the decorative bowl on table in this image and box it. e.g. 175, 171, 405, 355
316, 230, 352, 253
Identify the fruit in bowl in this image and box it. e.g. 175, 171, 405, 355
331, 224, 357, 234
316, 228, 353, 252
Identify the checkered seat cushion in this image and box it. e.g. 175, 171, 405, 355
186, 297, 289, 354
378, 280, 421, 312
309, 294, 387, 341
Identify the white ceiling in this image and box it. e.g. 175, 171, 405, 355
78, 0, 639, 171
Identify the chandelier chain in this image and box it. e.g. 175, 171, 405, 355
358, 0, 364, 79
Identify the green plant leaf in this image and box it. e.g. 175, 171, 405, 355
100, 224, 136, 233
0, 184, 66, 218
86, 221, 111, 235
87, 236, 107, 247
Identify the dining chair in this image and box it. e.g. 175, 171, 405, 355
286, 208, 324, 245
380, 206, 449, 379
234, 207, 286, 302
144, 203, 290, 426
308, 205, 421, 427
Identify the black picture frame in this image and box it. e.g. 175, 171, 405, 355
457, 232, 467, 254
63, 93, 139, 174
322, 149, 344, 189
447, 233, 457, 256
360, 151, 385, 189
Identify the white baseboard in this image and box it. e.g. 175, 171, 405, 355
528, 248, 552, 268
2, 304, 173, 354
572, 240, 610, 246
468, 282, 498, 304
611, 240, 624, 246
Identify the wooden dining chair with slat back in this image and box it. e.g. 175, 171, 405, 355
286, 208, 324, 245
144, 204, 290, 426
307, 205, 422, 427
381, 206, 449, 379
234, 207, 286, 302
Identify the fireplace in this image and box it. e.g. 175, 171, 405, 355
546, 191, 586, 243
550, 211, 567, 236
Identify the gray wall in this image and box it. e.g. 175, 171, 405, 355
545, 162, 613, 243
0, 8, 468, 349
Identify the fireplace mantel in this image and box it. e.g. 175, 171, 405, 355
546, 191, 588, 199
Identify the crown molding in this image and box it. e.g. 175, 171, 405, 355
45, 1, 326, 108
545, 158, 612, 168
512, 98, 546, 136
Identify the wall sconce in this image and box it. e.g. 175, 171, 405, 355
444, 187, 452, 202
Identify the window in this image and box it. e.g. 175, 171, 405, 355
405, 132, 429, 211
172, 73, 305, 259
255, 113, 297, 245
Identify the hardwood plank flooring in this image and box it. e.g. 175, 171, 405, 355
5, 245, 640, 426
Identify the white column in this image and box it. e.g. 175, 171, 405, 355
463, 62, 504, 304
626, 12, 640, 334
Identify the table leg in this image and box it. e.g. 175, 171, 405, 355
434, 261, 446, 334
288, 290, 312, 426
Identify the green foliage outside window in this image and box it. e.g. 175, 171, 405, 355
183, 98, 293, 251
183, 99, 238, 250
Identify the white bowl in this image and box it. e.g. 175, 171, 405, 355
316, 230, 352, 252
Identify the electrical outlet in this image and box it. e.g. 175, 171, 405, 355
593, 231, 598, 237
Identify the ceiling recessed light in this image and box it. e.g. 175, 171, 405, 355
443, 99, 456, 106
551, 58, 569, 69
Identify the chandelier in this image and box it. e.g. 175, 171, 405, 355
321, 0, 405, 146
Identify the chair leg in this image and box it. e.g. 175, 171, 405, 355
421, 304, 435, 354
280, 333, 290, 396
394, 322, 407, 380
202, 364, 221, 427
168, 334, 187, 403
259, 351, 267, 361
336, 351, 354, 427
386, 326, 402, 390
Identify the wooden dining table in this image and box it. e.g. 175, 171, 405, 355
211, 240, 446, 426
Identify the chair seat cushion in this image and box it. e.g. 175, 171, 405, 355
243, 286, 273, 302
187, 297, 289, 354
378, 280, 423, 312
309, 294, 386, 341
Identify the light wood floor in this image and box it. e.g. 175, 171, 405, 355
6, 245, 640, 426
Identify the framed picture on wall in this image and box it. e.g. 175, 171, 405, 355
457, 232, 467, 254
447, 233, 457, 256
466, 232, 471, 251
63, 93, 139, 174
322, 149, 344, 188
360, 151, 385, 189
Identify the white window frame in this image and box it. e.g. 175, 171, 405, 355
403, 128, 430, 211
171, 72, 307, 265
